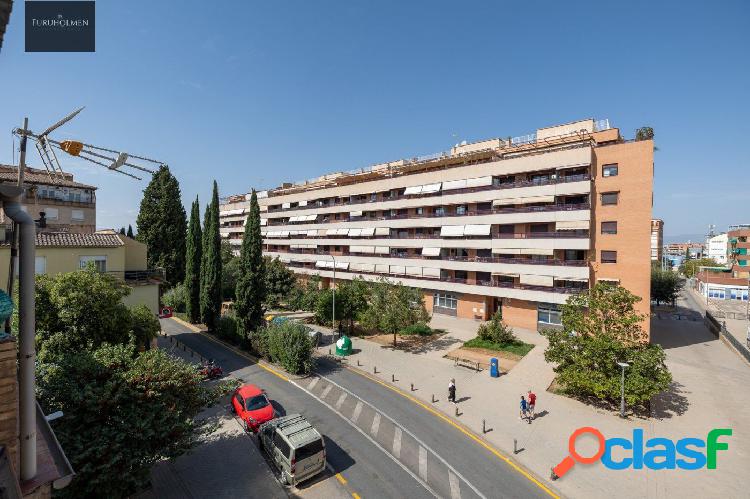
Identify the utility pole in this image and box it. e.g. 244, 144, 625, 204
330, 254, 336, 342
5, 117, 28, 334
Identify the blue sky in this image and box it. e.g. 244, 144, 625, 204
0, 0, 747, 238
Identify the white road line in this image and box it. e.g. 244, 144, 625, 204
335, 392, 348, 409
320, 384, 332, 400
308, 377, 319, 390
419, 446, 428, 482
393, 427, 402, 459
291, 380, 439, 498
352, 401, 363, 423
317, 374, 487, 499
371, 412, 381, 437
449, 471, 461, 499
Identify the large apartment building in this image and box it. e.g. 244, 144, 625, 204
220, 119, 654, 338
651, 219, 664, 262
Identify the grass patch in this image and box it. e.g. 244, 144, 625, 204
463, 338, 534, 357
400, 323, 433, 336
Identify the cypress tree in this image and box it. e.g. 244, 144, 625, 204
235, 189, 266, 338
200, 181, 222, 331
136, 165, 187, 283
185, 196, 202, 323
119, 227, 126, 235
126, 224, 134, 238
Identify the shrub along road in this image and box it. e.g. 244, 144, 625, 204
159, 318, 553, 499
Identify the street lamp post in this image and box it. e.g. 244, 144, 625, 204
617, 362, 630, 418
329, 254, 336, 343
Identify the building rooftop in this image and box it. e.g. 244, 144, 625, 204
0, 165, 97, 190
34, 232, 124, 248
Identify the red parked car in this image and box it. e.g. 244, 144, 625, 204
231, 384, 275, 433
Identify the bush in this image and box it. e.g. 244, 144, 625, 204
400, 323, 433, 336
217, 314, 242, 345
463, 337, 534, 357
163, 283, 187, 312
130, 305, 160, 349
266, 321, 314, 375
251, 326, 270, 359
477, 312, 517, 344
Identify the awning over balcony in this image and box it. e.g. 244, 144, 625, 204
492, 248, 521, 254
375, 246, 390, 254
520, 274, 554, 286
288, 216, 301, 222
298, 200, 308, 207
519, 248, 554, 256
351, 245, 375, 254
350, 211, 363, 217
279, 231, 289, 237
518, 195, 555, 204
466, 176, 493, 188
348, 228, 362, 237
336, 228, 349, 235
493, 198, 519, 206
334, 261, 349, 270
421, 183, 442, 194
422, 267, 441, 278
403, 185, 422, 195
560, 277, 588, 282
306, 229, 318, 236
464, 224, 491, 236
441, 225, 465, 237
442, 179, 467, 191
326, 228, 338, 236
282, 202, 291, 209
360, 227, 375, 237
556, 220, 589, 230
422, 247, 441, 256
375, 227, 390, 236
260, 219, 267, 226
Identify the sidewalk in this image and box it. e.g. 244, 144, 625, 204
685, 286, 750, 363
319, 309, 750, 499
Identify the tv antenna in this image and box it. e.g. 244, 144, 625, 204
13, 107, 164, 181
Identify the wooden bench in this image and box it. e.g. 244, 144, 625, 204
454, 357, 483, 371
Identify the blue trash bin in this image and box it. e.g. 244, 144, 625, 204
490, 357, 499, 378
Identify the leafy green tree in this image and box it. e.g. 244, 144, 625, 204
200, 181, 222, 331
265, 321, 314, 374
136, 165, 187, 284
185, 196, 202, 323
359, 277, 429, 346
37, 343, 218, 498
35, 265, 132, 350
477, 311, 517, 344
679, 257, 720, 278
235, 190, 266, 338
651, 268, 683, 305
264, 256, 296, 309
288, 276, 321, 311
162, 282, 187, 313
544, 283, 672, 407
314, 278, 370, 332
129, 304, 160, 349
222, 256, 240, 302
126, 224, 134, 238
635, 126, 654, 141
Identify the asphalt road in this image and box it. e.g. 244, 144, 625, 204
160, 319, 552, 499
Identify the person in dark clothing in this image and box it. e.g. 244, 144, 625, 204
448, 378, 456, 403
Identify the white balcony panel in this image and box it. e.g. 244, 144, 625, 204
282, 202, 291, 209
390, 265, 406, 275
221, 233, 230, 238
404, 185, 422, 195
326, 228, 338, 236
421, 183, 442, 194
375, 227, 390, 236
442, 179, 467, 191
359, 263, 375, 272
562, 277, 588, 282
375, 264, 389, 273
464, 224, 491, 236
360, 227, 375, 236
289, 216, 300, 222
306, 214, 318, 221
268, 236, 590, 251
520, 274, 554, 287
279, 256, 291, 263
466, 176, 493, 188
422, 267, 441, 278
375, 246, 390, 254
337, 228, 350, 235
518, 195, 555, 204
348, 228, 362, 237
315, 261, 327, 268
261, 219, 267, 226
279, 231, 289, 237
422, 247, 441, 256
441, 225, 465, 237
519, 248, 554, 256
306, 229, 318, 236
492, 248, 521, 254
406, 266, 422, 276
335, 262, 349, 270
350, 211, 363, 217
299, 200, 308, 207
351, 245, 375, 254
493, 198, 519, 206
556, 220, 589, 230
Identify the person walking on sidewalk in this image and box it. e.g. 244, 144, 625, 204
448, 378, 456, 403
527, 389, 537, 420
520, 395, 530, 423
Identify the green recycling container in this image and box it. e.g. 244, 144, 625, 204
335, 335, 352, 356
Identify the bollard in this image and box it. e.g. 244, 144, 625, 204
357, 359, 361, 366
182, 344, 186, 352
482, 419, 486, 434
410, 383, 414, 392
431, 394, 436, 403
329, 348, 332, 355
455, 405, 460, 416
514, 439, 518, 454
374, 366, 378, 374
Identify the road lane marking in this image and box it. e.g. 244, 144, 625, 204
370, 412, 381, 437
320, 384, 332, 400
393, 427, 402, 459
352, 401, 363, 423
449, 471, 461, 499
292, 380, 438, 497
352, 494, 361, 499
336, 392, 348, 409
309, 377, 319, 390
335, 473, 347, 485
419, 446, 428, 482
341, 368, 559, 499
318, 375, 487, 499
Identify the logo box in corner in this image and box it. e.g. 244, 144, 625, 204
25, 1, 95, 52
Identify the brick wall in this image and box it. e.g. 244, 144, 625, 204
0, 337, 19, 478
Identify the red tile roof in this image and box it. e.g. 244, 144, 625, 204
0, 164, 96, 190
35, 232, 123, 248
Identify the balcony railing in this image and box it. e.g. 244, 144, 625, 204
271, 248, 587, 267
105, 269, 165, 284
266, 174, 591, 213
285, 261, 586, 294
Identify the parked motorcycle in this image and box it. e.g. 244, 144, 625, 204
199, 360, 224, 380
